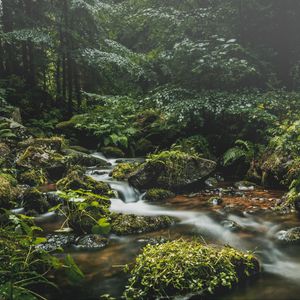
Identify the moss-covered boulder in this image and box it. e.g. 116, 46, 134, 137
111, 213, 177, 235
18, 169, 47, 186
16, 146, 67, 179
0, 143, 13, 167
135, 138, 154, 156
276, 227, 300, 244
18, 137, 64, 151
0, 175, 15, 208
100, 146, 125, 158
23, 188, 50, 215
112, 162, 140, 181
144, 188, 175, 202
128, 151, 216, 191
64, 149, 110, 167
56, 168, 112, 196
124, 240, 259, 299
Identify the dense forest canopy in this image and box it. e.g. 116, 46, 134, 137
1, 1, 300, 300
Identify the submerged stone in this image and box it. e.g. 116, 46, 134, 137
75, 234, 108, 250
276, 227, 300, 244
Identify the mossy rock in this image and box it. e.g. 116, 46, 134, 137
111, 213, 177, 235
144, 188, 175, 202
18, 169, 47, 186
0, 143, 13, 167
135, 138, 154, 156
0, 175, 14, 208
18, 137, 64, 151
100, 146, 125, 158
69, 145, 90, 154
129, 151, 216, 191
112, 163, 140, 181
124, 240, 259, 299
0, 173, 18, 187
64, 149, 110, 167
23, 188, 50, 214
56, 168, 112, 196
16, 146, 67, 179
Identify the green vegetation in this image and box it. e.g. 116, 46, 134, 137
111, 162, 140, 181
124, 240, 258, 299
144, 188, 175, 202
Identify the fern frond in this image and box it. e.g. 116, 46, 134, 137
223, 147, 246, 166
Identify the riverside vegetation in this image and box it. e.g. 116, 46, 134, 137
1, 1, 300, 299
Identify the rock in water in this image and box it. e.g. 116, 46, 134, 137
276, 227, 300, 244
128, 151, 216, 191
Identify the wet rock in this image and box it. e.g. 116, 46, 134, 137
64, 149, 110, 167
112, 162, 140, 181
234, 181, 256, 191
75, 234, 108, 250
208, 197, 223, 206
56, 167, 112, 196
23, 188, 50, 214
18, 137, 63, 152
111, 213, 177, 235
46, 192, 63, 207
137, 236, 169, 245
221, 219, 242, 232
276, 227, 300, 244
129, 151, 216, 191
100, 146, 125, 158
38, 233, 76, 252
144, 188, 175, 202
205, 177, 219, 188
294, 197, 300, 212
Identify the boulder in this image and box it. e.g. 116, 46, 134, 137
100, 146, 125, 158
144, 188, 175, 202
56, 168, 112, 196
16, 146, 67, 179
23, 188, 50, 215
75, 234, 108, 250
111, 213, 177, 235
128, 151, 216, 191
276, 227, 300, 244
0, 175, 15, 208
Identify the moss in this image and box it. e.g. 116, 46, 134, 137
0, 173, 18, 186
56, 168, 112, 196
18, 137, 64, 151
112, 163, 140, 180
69, 145, 90, 154
23, 188, 50, 214
129, 150, 216, 191
100, 146, 125, 158
18, 169, 47, 186
0, 175, 14, 208
144, 188, 175, 202
124, 240, 259, 299
111, 213, 176, 235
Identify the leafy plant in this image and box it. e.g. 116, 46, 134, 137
0, 120, 16, 140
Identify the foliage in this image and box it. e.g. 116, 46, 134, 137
0, 213, 83, 299
124, 239, 258, 299
0, 120, 16, 140
54, 189, 111, 234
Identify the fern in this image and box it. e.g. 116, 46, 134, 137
223, 139, 255, 167
0, 121, 16, 140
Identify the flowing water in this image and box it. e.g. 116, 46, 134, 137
42, 153, 300, 300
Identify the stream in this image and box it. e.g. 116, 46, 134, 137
42, 153, 300, 300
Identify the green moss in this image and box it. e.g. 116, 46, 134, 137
69, 145, 90, 154
23, 188, 50, 214
112, 163, 140, 180
111, 213, 176, 235
101, 146, 125, 158
18, 169, 47, 186
0, 175, 14, 208
18, 137, 64, 151
56, 168, 112, 196
0, 173, 18, 186
124, 240, 259, 299
144, 188, 175, 202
